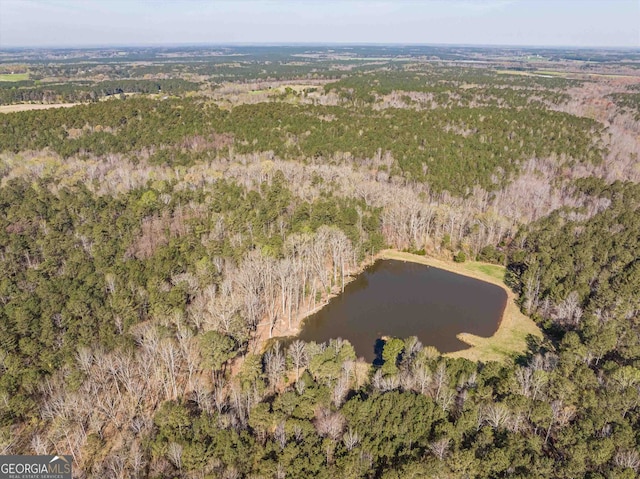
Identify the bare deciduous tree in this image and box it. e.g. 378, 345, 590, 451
264, 342, 285, 389
288, 340, 308, 382
167, 442, 183, 472
343, 428, 360, 451
480, 403, 511, 430
614, 450, 640, 472
429, 438, 451, 460
274, 422, 287, 449
552, 291, 583, 327
315, 408, 346, 441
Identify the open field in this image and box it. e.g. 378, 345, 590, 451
211, 79, 329, 108
496, 69, 559, 78
0, 73, 29, 81
0, 102, 80, 113
380, 250, 543, 362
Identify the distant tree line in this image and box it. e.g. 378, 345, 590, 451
0, 79, 200, 105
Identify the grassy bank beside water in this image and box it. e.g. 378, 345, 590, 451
380, 250, 542, 362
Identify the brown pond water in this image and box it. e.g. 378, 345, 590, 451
297, 259, 508, 361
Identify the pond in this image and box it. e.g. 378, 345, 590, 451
297, 259, 508, 361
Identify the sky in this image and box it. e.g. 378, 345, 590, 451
0, 0, 638, 49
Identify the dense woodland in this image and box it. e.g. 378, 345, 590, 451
0, 96, 604, 193
0, 47, 639, 478
610, 91, 640, 121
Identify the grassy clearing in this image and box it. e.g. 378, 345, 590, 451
495, 70, 533, 76
535, 70, 570, 77
0, 73, 29, 82
249, 84, 318, 95
496, 70, 562, 79
379, 250, 542, 362
463, 262, 505, 282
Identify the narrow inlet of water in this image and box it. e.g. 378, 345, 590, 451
297, 259, 507, 361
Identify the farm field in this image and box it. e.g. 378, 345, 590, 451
0, 72, 29, 81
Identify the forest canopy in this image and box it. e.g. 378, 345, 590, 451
0, 46, 639, 479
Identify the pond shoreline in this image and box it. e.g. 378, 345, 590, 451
260, 249, 542, 362
252, 249, 381, 350
379, 250, 542, 362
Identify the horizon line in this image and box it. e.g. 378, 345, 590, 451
2, 41, 639, 52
